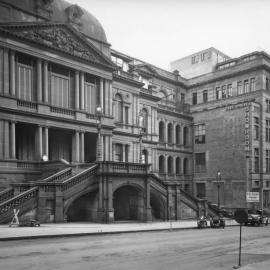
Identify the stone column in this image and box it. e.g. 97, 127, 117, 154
180, 125, 183, 145
43, 126, 49, 158
4, 121, 10, 159
107, 178, 114, 222
80, 132, 85, 163
122, 144, 126, 162
3, 48, 9, 95
37, 126, 43, 160
172, 123, 176, 145
10, 121, 16, 159
175, 186, 182, 220
37, 59, 42, 102
80, 72, 85, 110
43, 61, 48, 103
55, 186, 64, 222
167, 186, 173, 221
100, 78, 104, 109
144, 178, 152, 221
97, 175, 104, 222
72, 131, 80, 163
109, 136, 113, 161
75, 70, 80, 110
164, 121, 168, 144
9, 50, 15, 96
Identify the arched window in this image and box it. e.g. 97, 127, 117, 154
167, 123, 173, 144
159, 121, 165, 142
176, 125, 181, 145
159, 155, 165, 173
115, 94, 123, 122
142, 149, 148, 164
141, 108, 148, 133
183, 126, 189, 146
176, 157, 181, 174
183, 158, 189, 175
167, 156, 173, 174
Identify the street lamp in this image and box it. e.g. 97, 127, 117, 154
217, 170, 221, 210
138, 113, 144, 163
96, 106, 103, 161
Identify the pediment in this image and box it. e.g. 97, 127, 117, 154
0, 23, 114, 69
134, 64, 158, 77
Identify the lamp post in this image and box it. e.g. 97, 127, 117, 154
138, 113, 144, 163
217, 170, 221, 210
96, 106, 103, 161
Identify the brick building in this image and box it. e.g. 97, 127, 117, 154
0, 0, 269, 224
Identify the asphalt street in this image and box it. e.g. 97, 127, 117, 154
0, 226, 269, 270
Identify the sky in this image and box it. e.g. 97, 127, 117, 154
70, 0, 270, 70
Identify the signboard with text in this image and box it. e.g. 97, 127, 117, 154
246, 192, 259, 202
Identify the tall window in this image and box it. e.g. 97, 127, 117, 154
195, 124, 205, 144
216, 87, 221, 100
51, 73, 69, 108
159, 155, 165, 173
183, 158, 189, 175
195, 153, 206, 173
85, 82, 97, 113
203, 90, 208, 103
266, 78, 269, 91
167, 123, 173, 144
115, 144, 123, 162
114, 94, 123, 122
254, 117, 259, 140
221, 85, 226, 98
227, 84, 232, 97
167, 156, 173, 174
266, 149, 270, 173
183, 126, 189, 146
254, 148, 259, 173
192, 92, 197, 105
141, 108, 148, 133
266, 119, 270, 142
266, 99, 270, 113
237, 81, 242, 95
250, 78, 255, 92
176, 157, 181, 174
159, 121, 165, 142
181, 93, 185, 103
175, 125, 181, 145
244, 80, 249, 93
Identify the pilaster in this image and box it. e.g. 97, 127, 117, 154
37, 59, 42, 102
9, 50, 15, 96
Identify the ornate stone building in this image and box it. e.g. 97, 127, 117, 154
0, 0, 269, 224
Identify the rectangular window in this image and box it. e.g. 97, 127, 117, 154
266, 100, 270, 113
181, 93, 185, 103
85, 82, 97, 114
266, 149, 270, 173
202, 90, 208, 103
192, 92, 197, 105
266, 78, 269, 91
195, 124, 206, 144
221, 85, 226, 98
227, 84, 232, 97
191, 56, 196, 64
244, 80, 249, 93
250, 78, 255, 92
216, 87, 221, 100
115, 144, 123, 162
254, 117, 259, 140
266, 119, 270, 142
237, 81, 242, 95
254, 148, 259, 173
51, 73, 69, 108
18, 64, 33, 101
195, 153, 206, 173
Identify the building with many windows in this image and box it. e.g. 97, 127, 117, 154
0, 0, 269, 224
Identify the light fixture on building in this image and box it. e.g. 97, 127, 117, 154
42, 155, 48, 162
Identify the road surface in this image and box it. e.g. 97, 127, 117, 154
0, 226, 269, 270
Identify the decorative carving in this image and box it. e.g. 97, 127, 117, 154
65, 5, 84, 31
15, 26, 98, 62
36, 0, 54, 19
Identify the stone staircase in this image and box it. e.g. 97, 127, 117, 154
0, 164, 99, 224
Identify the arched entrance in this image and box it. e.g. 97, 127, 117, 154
66, 191, 98, 222
150, 192, 166, 221
113, 186, 143, 221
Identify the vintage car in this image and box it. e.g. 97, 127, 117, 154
19, 218, 40, 227
197, 216, 208, 229
210, 216, 225, 228
245, 210, 269, 226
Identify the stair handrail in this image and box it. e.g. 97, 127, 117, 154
0, 188, 14, 204
0, 187, 38, 215
61, 164, 99, 191
149, 173, 167, 189
38, 167, 73, 183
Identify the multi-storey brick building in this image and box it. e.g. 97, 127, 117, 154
0, 0, 269, 224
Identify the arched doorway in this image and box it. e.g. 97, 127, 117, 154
150, 192, 165, 221
66, 191, 98, 222
113, 186, 143, 221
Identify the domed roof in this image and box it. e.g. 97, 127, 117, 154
0, 0, 107, 43
51, 0, 107, 43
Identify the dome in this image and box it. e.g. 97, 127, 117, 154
51, 0, 108, 43
0, 0, 108, 43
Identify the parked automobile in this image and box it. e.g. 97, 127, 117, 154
197, 215, 208, 229
210, 216, 225, 228
245, 210, 269, 226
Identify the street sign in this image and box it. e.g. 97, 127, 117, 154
246, 192, 259, 202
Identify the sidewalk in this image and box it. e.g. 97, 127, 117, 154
0, 219, 237, 241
